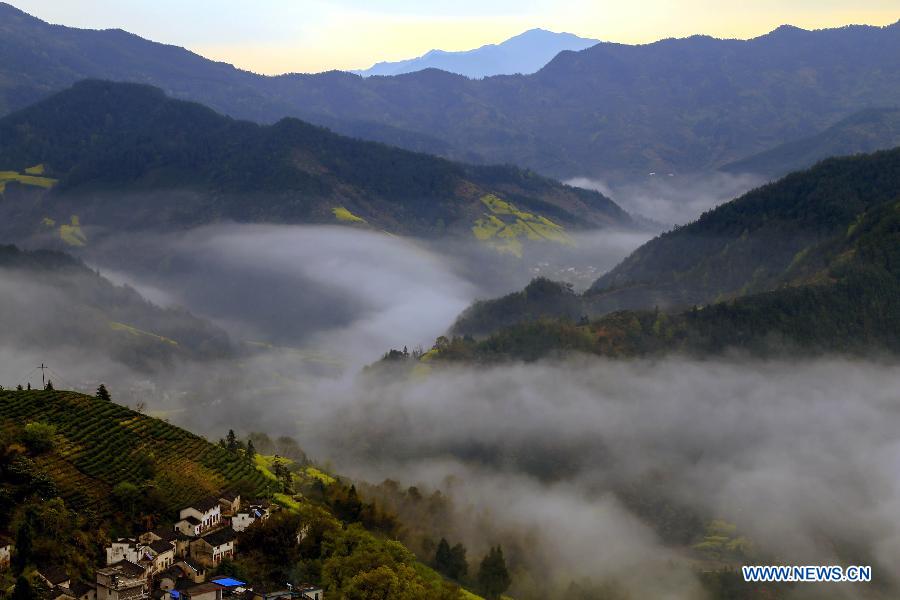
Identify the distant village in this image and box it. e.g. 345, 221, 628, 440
1, 492, 322, 600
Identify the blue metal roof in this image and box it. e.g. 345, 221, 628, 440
170, 591, 180, 599
211, 577, 246, 587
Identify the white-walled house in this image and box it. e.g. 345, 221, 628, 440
96, 560, 148, 600
188, 527, 236, 568
106, 539, 147, 565
175, 516, 203, 538
231, 504, 270, 532
148, 540, 176, 572
0, 538, 11, 570
298, 584, 324, 600
178, 497, 222, 534
218, 491, 241, 517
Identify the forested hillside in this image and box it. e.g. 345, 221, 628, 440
0, 389, 477, 598
722, 108, 900, 178
2, 3, 899, 179
0, 244, 232, 371
588, 147, 900, 312
449, 147, 900, 353
0, 80, 630, 248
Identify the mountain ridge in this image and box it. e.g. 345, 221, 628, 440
352, 28, 599, 78
0, 80, 632, 248
448, 146, 900, 340
2, 3, 900, 180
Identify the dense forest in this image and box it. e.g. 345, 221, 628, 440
0, 80, 630, 243
452, 146, 900, 339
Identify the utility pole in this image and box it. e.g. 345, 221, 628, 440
37, 363, 48, 388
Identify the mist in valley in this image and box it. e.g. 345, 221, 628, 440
2, 222, 897, 598
567, 172, 766, 227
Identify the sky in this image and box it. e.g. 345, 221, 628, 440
11, 0, 900, 75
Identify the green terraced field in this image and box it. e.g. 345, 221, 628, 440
472, 194, 571, 257
0, 165, 57, 193
0, 390, 272, 514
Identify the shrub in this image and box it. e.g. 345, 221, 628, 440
22, 422, 57, 453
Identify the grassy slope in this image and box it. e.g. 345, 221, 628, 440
0, 390, 272, 514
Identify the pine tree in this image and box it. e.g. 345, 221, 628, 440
245, 439, 256, 463
12, 575, 37, 600
96, 384, 111, 401
434, 538, 452, 575
13, 520, 32, 573
16, 384, 23, 391
477, 545, 511, 600
449, 542, 468, 579
226, 429, 238, 452
44, 380, 53, 391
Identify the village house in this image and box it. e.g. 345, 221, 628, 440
50, 588, 76, 600
243, 585, 322, 600
158, 567, 182, 593
104, 538, 175, 575
173, 559, 207, 584
106, 538, 146, 565
176, 581, 224, 600
149, 540, 177, 571
296, 584, 323, 600
64, 581, 98, 600
0, 535, 11, 569
96, 560, 149, 600
175, 516, 204, 538
141, 527, 177, 545
188, 527, 236, 567
37, 565, 71, 589
218, 492, 241, 518
178, 497, 222, 534
209, 577, 247, 596
231, 504, 270, 532
142, 528, 191, 560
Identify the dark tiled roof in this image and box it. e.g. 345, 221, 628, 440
179, 516, 201, 525
183, 582, 224, 594
220, 491, 240, 501
189, 496, 221, 512
38, 565, 70, 585
177, 559, 205, 573
199, 526, 236, 547
151, 527, 178, 541
104, 560, 146, 578
149, 540, 175, 554
68, 581, 96, 597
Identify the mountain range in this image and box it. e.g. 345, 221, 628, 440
352, 28, 599, 78
0, 80, 631, 251
448, 146, 900, 356
2, 2, 899, 182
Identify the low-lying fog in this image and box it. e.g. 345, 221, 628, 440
3, 221, 896, 598
88, 224, 651, 367
567, 172, 765, 227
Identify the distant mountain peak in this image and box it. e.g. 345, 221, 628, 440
352, 28, 599, 79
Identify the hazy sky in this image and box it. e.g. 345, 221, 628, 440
12, 1, 900, 74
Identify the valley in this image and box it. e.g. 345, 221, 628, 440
1, 3, 899, 600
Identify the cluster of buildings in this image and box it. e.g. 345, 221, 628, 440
8, 492, 323, 600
